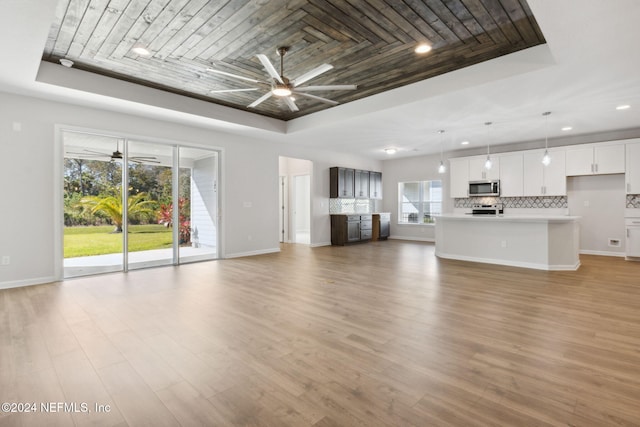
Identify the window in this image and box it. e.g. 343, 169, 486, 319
398, 180, 442, 224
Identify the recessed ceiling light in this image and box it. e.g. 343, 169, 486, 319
384, 148, 397, 155
59, 58, 74, 68
460, 141, 470, 145
561, 126, 573, 131
132, 45, 151, 56
414, 43, 432, 54
616, 104, 631, 110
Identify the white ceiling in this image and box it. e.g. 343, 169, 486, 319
1, 0, 639, 160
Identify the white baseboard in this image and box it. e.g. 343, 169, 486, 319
389, 235, 435, 243
310, 242, 331, 248
224, 247, 280, 259
435, 251, 580, 271
579, 250, 625, 257
0, 276, 58, 290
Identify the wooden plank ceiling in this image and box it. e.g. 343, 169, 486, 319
42, 0, 545, 120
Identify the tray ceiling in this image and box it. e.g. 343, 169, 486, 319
42, 0, 545, 121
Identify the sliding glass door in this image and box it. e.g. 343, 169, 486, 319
62, 131, 219, 278
63, 133, 124, 277
126, 140, 175, 270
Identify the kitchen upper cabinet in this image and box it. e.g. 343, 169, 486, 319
449, 158, 469, 198
565, 143, 625, 176
369, 171, 382, 200
626, 140, 640, 194
330, 167, 355, 198
523, 148, 566, 196
498, 153, 524, 197
354, 170, 370, 198
469, 155, 500, 181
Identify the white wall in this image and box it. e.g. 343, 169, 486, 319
567, 174, 626, 256
382, 153, 454, 241
0, 91, 381, 288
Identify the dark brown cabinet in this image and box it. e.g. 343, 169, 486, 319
372, 213, 390, 240
369, 171, 382, 200
331, 214, 373, 245
330, 167, 381, 200
330, 167, 355, 198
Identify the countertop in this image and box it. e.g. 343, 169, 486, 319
330, 212, 390, 216
436, 214, 580, 223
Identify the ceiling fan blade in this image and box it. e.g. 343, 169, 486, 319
294, 92, 339, 106
206, 68, 261, 84
292, 64, 333, 86
78, 148, 111, 155
256, 54, 283, 84
283, 96, 299, 112
248, 92, 273, 108
130, 158, 161, 164
209, 88, 259, 94
295, 85, 357, 91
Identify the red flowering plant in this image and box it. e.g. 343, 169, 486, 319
157, 197, 191, 244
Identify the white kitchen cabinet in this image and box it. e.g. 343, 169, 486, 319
449, 158, 469, 198
469, 155, 500, 181
523, 148, 566, 196
565, 143, 625, 176
498, 153, 524, 197
626, 218, 640, 257
626, 140, 640, 194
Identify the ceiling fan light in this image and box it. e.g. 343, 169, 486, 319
385, 148, 397, 155
272, 85, 292, 97
415, 43, 432, 54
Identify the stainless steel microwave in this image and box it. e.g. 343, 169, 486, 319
469, 180, 500, 196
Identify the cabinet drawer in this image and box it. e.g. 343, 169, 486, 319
360, 220, 372, 230
360, 229, 372, 240
346, 215, 360, 222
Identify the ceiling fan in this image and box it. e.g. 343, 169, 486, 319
67, 141, 160, 164
208, 46, 357, 112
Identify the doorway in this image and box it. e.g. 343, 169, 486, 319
62, 130, 220, 278
278, 157, 312, 245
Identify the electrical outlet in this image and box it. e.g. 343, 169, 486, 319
608, 239, 621, 247
501, 240, 507, 248
1, 256, 9, 265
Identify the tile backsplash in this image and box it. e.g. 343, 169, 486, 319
455, 196, 568, 209
329, 198, 376, 214
627, 194, 640, 208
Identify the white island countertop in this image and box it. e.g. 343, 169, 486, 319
435, 214, 580, 271
436, 214, 580, 222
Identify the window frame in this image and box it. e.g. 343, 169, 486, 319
397, 180, 442, 225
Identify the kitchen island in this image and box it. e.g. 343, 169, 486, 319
435, 214, 580, 270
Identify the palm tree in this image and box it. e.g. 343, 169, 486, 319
79, 191, 157, 233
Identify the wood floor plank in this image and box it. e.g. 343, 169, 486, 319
1, 242, 640, 425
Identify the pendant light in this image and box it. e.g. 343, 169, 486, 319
484, 121, 493, 170
541, 111, 552, 166
437, 129, 446, 174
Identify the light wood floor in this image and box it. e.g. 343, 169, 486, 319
1, 241, 640, 426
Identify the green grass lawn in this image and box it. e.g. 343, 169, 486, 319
64, 224, 173, 258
